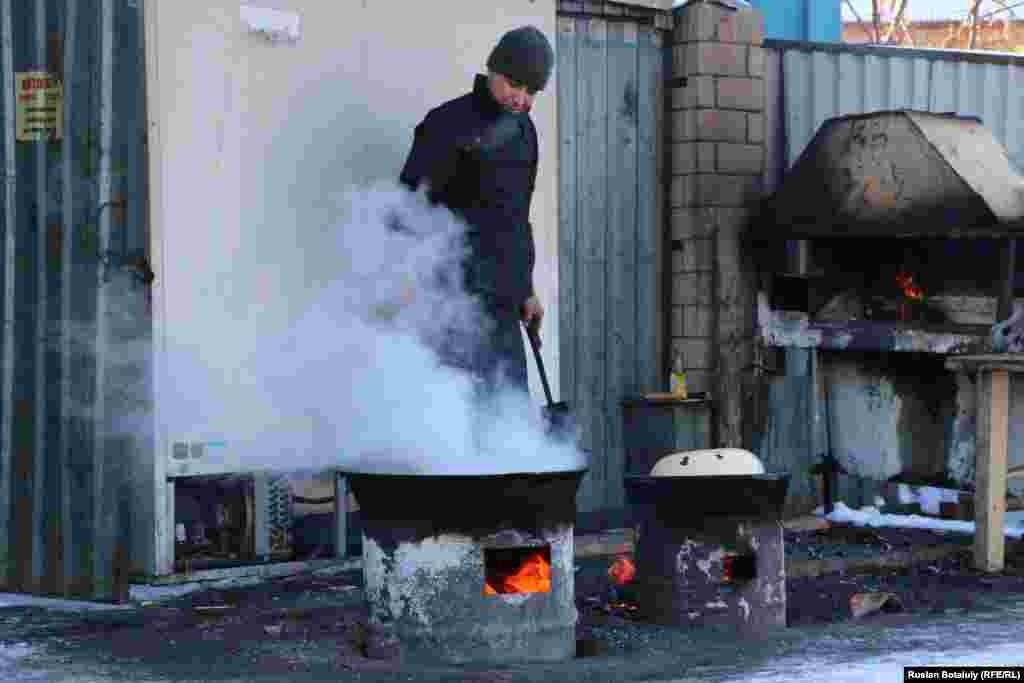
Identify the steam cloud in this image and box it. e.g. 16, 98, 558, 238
157, 182, 586, 476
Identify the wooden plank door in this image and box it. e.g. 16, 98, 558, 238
557, 14, 667, 516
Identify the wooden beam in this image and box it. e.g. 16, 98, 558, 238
975, 369, 1010, 573
946, 357, 1024, 375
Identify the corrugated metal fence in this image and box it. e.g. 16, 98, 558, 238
765, 39, 1024, 184
0, 0, 151, 599
556, 14, 668, 516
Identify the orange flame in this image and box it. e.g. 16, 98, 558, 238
483, 551, 551, 595
896, 272, 925, 301
607, 556, 636, 586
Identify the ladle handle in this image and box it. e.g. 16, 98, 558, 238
524, 322, 555, 408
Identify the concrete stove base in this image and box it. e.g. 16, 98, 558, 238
633, 517, 787, 635
348, 470, 586, 665
362, 525, 577, 664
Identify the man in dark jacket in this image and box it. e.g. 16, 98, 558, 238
399, 26, 553, 394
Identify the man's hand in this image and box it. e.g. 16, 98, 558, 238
521, 295, 544, 347
369, 282, 418, 323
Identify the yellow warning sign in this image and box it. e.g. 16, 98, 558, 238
15, 71, 63, 142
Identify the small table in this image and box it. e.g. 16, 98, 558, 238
944, 354, 1024, 572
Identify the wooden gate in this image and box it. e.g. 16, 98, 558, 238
556, 12, 669, 518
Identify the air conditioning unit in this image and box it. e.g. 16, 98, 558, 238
168, 439, 293, 559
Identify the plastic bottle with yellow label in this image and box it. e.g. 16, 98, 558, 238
670, 349, 688, 399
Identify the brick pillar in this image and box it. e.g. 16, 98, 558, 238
669, 0, 764, 447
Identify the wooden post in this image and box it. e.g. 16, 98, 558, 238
975, 368, 1009, 572
333, 473, 348, 560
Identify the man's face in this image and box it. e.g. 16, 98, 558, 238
488, 72, 538, 114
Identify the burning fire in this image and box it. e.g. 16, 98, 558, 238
607, 555, 635, 586
896, 271, 925, 301
483, 551, 551, 595
598, 556, 639, 614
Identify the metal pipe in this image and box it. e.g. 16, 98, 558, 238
31, 0, 49, 591
784, 239, 811, 277
93, 0, 114, 589
997, 238, 1017, 323
0, 0, 17, 587
60, 0, 78, 593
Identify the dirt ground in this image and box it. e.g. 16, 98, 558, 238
571, 525, 1024, 657
782, 525, 1024, 626
3, 523, 1024, 680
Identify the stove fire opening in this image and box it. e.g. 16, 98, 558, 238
721, 553, 757, 584
608, 555, 636, 586
483, 546, 551, 595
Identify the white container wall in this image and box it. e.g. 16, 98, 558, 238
145, 0, 562, 575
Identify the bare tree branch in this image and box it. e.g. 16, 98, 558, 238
882, 0, 910, 44
897, 15, 916, 45
969, 0, 983, 48
991, 0, 1012, 40
845, 0, 877, 41
980, 0, 1024, 20
843, 0, 1022, 49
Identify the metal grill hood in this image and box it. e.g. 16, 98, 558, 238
765, 111, 1024, 238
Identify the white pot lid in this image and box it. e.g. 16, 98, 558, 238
650, 448, 766, 477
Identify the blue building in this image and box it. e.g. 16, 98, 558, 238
749, 0, 841, 42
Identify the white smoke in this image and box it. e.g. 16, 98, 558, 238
157, 181, 585, 475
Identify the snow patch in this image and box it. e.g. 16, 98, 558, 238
813, 502, 1024, 539
0, 594, 133, 612
128, 583, 204, 603
721, 640, 1024, 682
896, 484, 958, 515
0, 642, 34, 662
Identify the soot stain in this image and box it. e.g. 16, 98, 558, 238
621, 81, 638, 125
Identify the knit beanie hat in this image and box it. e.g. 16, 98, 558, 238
486, 26, 554, 93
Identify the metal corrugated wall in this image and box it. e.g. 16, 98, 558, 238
557, 15, 668, 517
765, 40, 1024, 175
0, 0, 151, 600
758, 39, 1024, 515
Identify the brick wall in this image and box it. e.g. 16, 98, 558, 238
669, 0, 764, 446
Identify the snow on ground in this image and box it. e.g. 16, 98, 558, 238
894, 483, 959, 514
127, 582, 205, 604
0, 594, 133, 612
0, 643, 34, 663
717, 641, 1024, 683
815, 501, 1024, 539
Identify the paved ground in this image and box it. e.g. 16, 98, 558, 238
1, 524, 1023, 682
